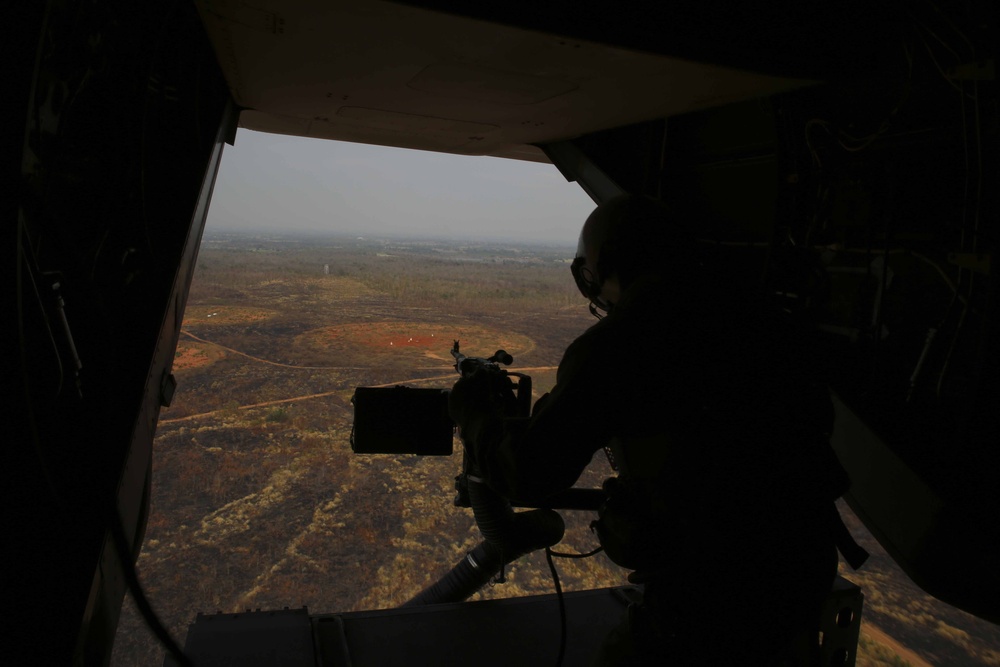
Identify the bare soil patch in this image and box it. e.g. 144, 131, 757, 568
184, 305, 277, 325
172, 340, 228, 371
297, 322, 536, 365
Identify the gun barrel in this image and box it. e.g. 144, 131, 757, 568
451, 340, 467, 374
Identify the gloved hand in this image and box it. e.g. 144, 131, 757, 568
448, 367, 516, 438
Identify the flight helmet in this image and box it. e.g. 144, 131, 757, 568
571, 194, 685, 314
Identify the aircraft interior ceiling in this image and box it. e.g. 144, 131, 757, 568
194, 0, 818, 161
8, 0, 997, 664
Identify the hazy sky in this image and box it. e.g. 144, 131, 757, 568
206, 129, 597, 246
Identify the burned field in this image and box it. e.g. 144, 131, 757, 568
112, 233, 999, 667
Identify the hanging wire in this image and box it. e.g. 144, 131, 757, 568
545, 547, 567, 667
544, 544, 605, 667
109, 506, 194, 667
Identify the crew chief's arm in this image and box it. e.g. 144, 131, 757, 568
452, 327, 618, 502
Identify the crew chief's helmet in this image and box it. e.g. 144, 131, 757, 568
571, 194, 688, 314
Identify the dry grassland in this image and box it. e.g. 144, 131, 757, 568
111, 233, 998, 666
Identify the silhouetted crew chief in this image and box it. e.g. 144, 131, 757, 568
449, 195, 861, 665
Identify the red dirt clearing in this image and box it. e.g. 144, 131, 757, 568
305, 322, 535, 363
172, 341, 227, 371
171, 321, 538, 373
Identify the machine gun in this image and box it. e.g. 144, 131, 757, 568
350, 340, 530, 457
451, 340, 533, 420
350, 342, 601, 606
351, 340, 535, 506
350, 341, 600, 507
